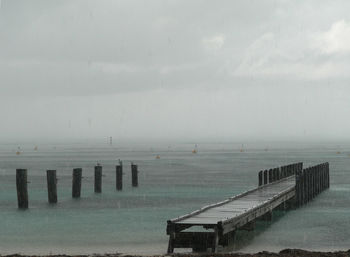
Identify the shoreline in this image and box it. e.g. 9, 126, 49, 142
1, 249, 350, 257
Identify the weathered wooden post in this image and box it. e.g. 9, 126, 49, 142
94, 165, 102, 193
116, 162, 123, 190
321, 163, 326, 191
306, 168, 311, 203
131, 163, 138, 187
299, 162, 303, 174
272, 168, 277, 181
318, 165, 321, 193
312, 167, 316, 199
300, 170, 305, 205
326, 162, 330, 188
273, 168, 277, 181
303, 169, 308, 204
295, 170, 301, 207
258, 171, 263, 186
314, 166, 318, 196
310, 167, 313, 200
72, 168, 82, 198
268, 169, 273, 183
323, 163, 327, 190
263, 170, 268, 184
46, 170, 57, 203
322, 163, 326, 190
16, 169, 28, 209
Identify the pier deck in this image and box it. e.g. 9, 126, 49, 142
167, 176, 296, 253
166, 162, 329, 253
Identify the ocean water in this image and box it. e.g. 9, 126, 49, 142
0, 141, 349, 254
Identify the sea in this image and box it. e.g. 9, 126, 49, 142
0, 140, 349, 254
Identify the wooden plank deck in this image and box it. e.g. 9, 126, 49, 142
167, 175, 296, 253
166, 162, 330, 253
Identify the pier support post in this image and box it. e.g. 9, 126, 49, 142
46, 170, 57, 203
281, 166, 285, 179
72, 168, 82, 198
300, 170, 305, 205
94, 165, 102, 193
116, 163, 123, 191
268, 169, 273, 183
305, 168, 309, 204
131, 163, 138, 187
16, 169, 28, 209
308, 168, 312, 201
212, 227, 219, 253
258, 171, 263, 186
263, 170, 268, 184
322, 163, 326, 190
295, 170, 301, 207
261, 210, 273, 221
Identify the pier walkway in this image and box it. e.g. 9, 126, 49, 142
167, 162, 329, 253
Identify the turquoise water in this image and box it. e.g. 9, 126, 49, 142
0, 141, 349, 254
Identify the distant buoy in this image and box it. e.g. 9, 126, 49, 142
34, 146, 38, 151
240, 144, 244, 152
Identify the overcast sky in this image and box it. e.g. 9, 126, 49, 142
1, 0, 350, 142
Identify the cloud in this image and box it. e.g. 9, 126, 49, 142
312, 20, 350, 54
202, 34, 225, 51
233, 20, 350, 80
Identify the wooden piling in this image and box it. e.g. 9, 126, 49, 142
258, 171, 263, 186
317, 166, 320, 193
302, 169, 307, 204
72, 168, 82, 198
314, 166, 317, 196
94, 165, 102, 193
282, 166, 286, 178
268, 169, 273, 183
116, 164, 123, 190
278, 167, 282, 180
306, 168, 310, 202
131, 163, 138, 187
263, 170, 268, 184
326, 162, 330, 188
272, 168, 277, 181
46, 170, 57, 203
312, 167, 315, 198
16, 169, 28, 209
300, 170, 305, 205
295, 171, 301, 207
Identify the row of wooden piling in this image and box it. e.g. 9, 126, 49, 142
16, 162, 139, 209
295, 162, 329, 207
258, 162, 303, 186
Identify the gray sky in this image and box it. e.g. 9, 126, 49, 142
1, 0, 350, 142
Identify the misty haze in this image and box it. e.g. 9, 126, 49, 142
0, 0, 349, 256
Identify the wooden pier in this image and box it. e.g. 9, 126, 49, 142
166, 162, 329, 253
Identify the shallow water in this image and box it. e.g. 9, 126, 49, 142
0, 141, 349, 254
